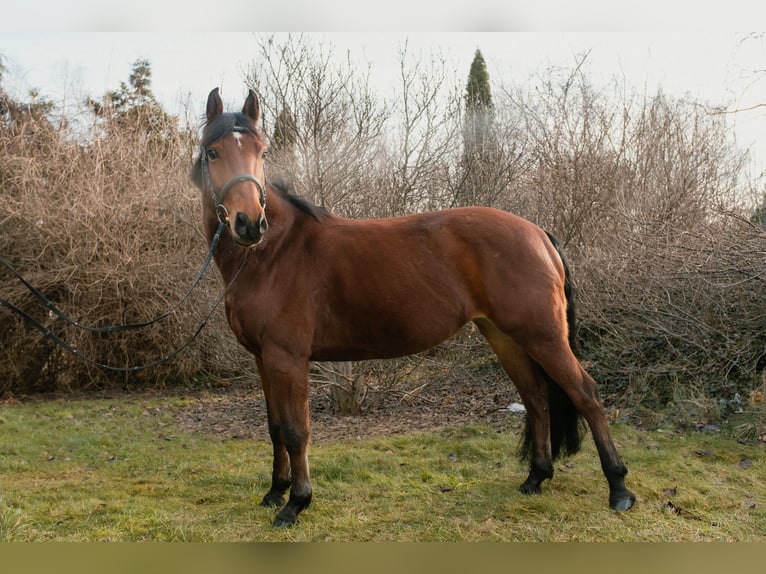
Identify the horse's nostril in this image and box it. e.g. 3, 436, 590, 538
234, 212, 251, 237
233, 212, 266, 244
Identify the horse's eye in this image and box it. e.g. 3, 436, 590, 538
206, 149, 219, 160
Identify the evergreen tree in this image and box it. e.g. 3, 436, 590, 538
458, 49, 499, 207
88, 59, 176, 138
0, 55, 54, 126
272, 105, 297, 153
463, 49, 495, 159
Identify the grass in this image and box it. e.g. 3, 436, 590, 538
0, 394, 764, 541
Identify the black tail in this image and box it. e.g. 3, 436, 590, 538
520, 232, 583, 461
545, 232, 577, 355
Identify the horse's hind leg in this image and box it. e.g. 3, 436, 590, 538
475, 319, 554, 495
527, 340, 636, 511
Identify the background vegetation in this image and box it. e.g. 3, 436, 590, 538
1, 36, 764, 428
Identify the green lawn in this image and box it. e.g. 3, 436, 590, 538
0, 394, 764, 541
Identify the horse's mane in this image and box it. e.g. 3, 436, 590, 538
270, 177, 332, 223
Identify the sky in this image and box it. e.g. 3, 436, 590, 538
1, 31, 765, 178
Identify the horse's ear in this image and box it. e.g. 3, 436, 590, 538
206, 87, 223, 124
243, 89, 260, 125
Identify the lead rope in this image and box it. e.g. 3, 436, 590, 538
0, 248, 249, 373
0, 218, 226, 334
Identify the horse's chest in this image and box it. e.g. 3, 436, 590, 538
224, 299, 262, 356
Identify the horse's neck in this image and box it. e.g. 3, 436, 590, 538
211, 236, 250, 286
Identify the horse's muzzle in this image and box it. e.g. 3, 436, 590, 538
233, 211, 268, 246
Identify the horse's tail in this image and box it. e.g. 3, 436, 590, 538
520, 232, 583, 462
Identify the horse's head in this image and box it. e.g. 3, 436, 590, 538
194, 88, 269, 247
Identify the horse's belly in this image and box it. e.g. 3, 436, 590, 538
311, 303, 466, 361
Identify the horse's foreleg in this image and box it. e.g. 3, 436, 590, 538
256, 359, 291, 508
258, 353, 313, 527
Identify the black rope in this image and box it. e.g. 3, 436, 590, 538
0, 219, 226, 334
0, 248, 249, 372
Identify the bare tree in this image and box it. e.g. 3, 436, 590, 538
384, 41, 462, 214
502, 53, 625, 248
246, 34, 387, 215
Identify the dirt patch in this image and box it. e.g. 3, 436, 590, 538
178, 376, 527, 444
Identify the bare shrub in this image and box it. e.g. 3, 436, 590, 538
576, 214, 766, 414
476, 55, 764, 423
0, 105, 249, 394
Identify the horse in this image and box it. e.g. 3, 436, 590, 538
191, 87, 636, 527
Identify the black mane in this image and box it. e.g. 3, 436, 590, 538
270, 177, 332, 222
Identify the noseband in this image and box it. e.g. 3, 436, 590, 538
199, 143, 267, 225
214, 173, 267, 224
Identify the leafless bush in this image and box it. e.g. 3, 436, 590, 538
498, 55, 764, 415
576, 214, 765, 413
0, 106, 250, 394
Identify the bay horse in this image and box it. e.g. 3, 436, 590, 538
191, 87, 636, 527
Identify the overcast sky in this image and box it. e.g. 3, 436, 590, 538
2, 31, 764, 178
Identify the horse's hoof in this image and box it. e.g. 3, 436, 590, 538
519, 481, 543, 496
273, 509, 298, 528
610, 491, 636, 511
272, 516, 297, 528
260, 492, 286, 508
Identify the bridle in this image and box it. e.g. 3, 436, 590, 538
199, 128, 267, 226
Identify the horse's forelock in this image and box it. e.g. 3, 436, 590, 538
201, 112, 263, 148
192, 112, 266, 191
